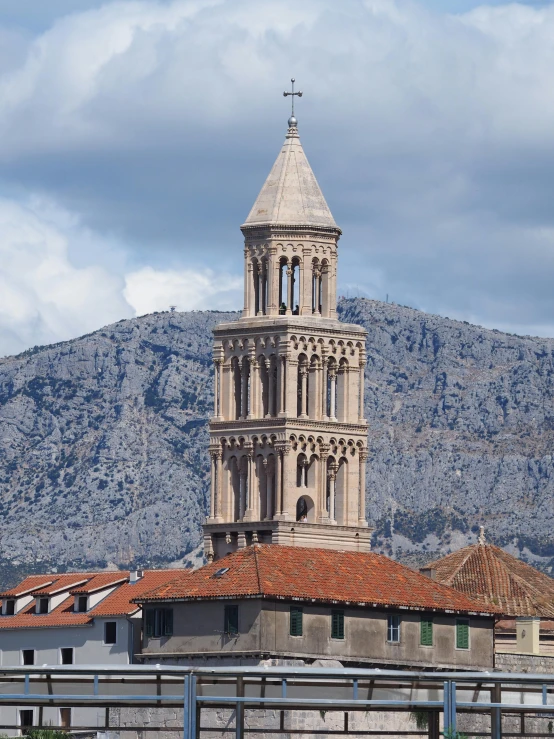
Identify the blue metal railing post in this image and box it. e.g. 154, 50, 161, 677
183, 674, 191, 739
450, 681, 457, 735
443, 680, 450, 735
190, 674, 197, 739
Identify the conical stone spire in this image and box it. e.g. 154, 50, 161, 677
242, 122, 338, 231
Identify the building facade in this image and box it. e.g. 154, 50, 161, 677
137, 544, 496, 670
422, 531, 554, 657
204, 112, 371, 560
0, 569, 181, 734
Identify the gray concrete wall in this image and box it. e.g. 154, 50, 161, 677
142, 598, 494, 669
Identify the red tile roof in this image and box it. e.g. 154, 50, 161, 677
32, 575, 91, 596
93, 571, 185, 616
0, 576, 55, 598
0, 569, 189, 629
71, 573, 129, 594
136, 545, 496, 615
423, 543, 554, 617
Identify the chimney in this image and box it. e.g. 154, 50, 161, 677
130, 570, 144, 584
420, 567, 437, 580
516, 617, 541, 655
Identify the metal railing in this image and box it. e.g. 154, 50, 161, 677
0, 664, 553, 738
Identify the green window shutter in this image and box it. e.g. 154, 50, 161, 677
224, 605, 239, 635
145, 609, 155, 638
164, 608, 173, 636
456, 619, 469, 649
331, 610, 344, 640
290, 607, 303, 637
420, 618, 433, 646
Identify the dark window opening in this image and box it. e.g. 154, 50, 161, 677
5, 599, 15, 615
77, 596, 88, 613
331, 610, 344, 640
145, 608, 173, 638
60, 647, 73, 665
290, 606, 303, 637
104, 621, 117, 645
224, 605, 239, 636
22, 649, 34, 666
38, 598, 48, 614
19, 710, 33, 733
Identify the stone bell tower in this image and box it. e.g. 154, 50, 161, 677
204, 85, 372, 561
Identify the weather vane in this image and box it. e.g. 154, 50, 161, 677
283, 78, 302, 125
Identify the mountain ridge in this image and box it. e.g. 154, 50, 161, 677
0, 298, 553, 587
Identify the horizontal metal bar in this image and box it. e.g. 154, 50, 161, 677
0, 694, 185, 702
198, 697, 445, 707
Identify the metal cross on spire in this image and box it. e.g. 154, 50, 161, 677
283, 78, 302, 126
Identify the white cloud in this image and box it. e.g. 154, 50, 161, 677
2, 0, 554, 343
124, 265, 242, 315
0, 197, 133, 356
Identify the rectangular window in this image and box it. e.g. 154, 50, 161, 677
331, 610, 344, 640
387, 614, 400, 643
144, 608, 173, 638
60, 648, 73, 665
456, 619, 470, 650
19, 710, 33, 732
38, 598, 48, 614
224, 605, 239, 636
77, 596, 88, 613
22, 650, 34, 666
420, 618, 433, 647
290, 606, 303, 637
59, 708, 71, 730
5, 600, 15, 616
104, 621, 117, 645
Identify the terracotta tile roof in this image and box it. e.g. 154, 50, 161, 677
136, 545, 496, 615
0, 576, 55, 598
71, 573, 129, 594
0, 598, 93, 629
0, 569, 189, 628
93, 571, 186, 616
32, 574, 91, 596
423, 543, 554, 617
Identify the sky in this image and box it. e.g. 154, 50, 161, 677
1, 0, 554, 356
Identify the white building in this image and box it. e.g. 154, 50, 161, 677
0, 569, 182, 734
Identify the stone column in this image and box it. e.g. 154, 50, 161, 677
243, 249, 250, 318
358, 358, 366, 422
239, 464, 247, 521
268, 357, 275, 417
243, 445, 255, 520
241, 358, 249, 419
208, 449, 216, 520
313, 266, 321, 315
286, 267, 293, 314
285, 357, 298, 417
213, 359, 223, 419
278, 355, 287, 417
328, 462, 338, 523
299, 366, 308, 418
267, 246, 277, 315
329, 366, 337, 421
274, 449, 282, 515
358, 449, 368, 527
265, 458, 274, 519
321, 354, 328, 420
249, 358, 259, 419
318, 444, 330, 522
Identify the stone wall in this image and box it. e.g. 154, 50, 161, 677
111, 706, 423, 739
496, 651, 554, 673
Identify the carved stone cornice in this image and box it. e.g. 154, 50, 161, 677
209, 417, 368, 435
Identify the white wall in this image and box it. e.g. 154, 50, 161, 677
0, 616, 137, 735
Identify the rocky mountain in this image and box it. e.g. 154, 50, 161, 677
0, 299, 553, 587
